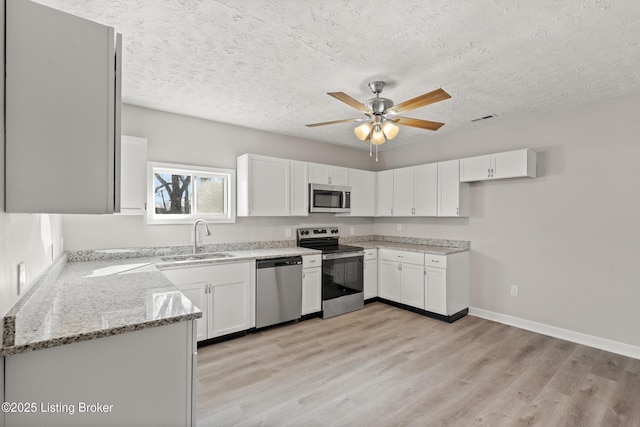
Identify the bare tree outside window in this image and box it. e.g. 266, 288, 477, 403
147, 162, 235, 225
154, 173, 192, 214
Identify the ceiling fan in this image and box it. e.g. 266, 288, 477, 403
306, 81, 451, 161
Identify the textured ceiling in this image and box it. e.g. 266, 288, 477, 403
33, 0, 640, 151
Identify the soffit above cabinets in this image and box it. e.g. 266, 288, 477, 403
34, 0, 640, 151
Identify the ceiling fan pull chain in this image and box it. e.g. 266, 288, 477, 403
370, 141, 372, 157
375, 145, 379, 162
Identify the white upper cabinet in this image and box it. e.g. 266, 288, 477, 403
414, 163, 438, 216
392, 167, 415, 216
237, 154, 290, 216
345, 169, 376, 217
118, 136, 148, 215
308, 163, 349, 186
5, 0, 122, 214
438, 160, 469, 217
376, 170, 394, 216
460, 149, 537, 182
392, 163, 438, 217
290, 161, 309, 216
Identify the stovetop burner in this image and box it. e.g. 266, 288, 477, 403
297, 227, 363, 254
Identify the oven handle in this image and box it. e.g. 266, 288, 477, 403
322, 251, 365, 261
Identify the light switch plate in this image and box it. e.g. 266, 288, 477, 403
18, 262, 26, 295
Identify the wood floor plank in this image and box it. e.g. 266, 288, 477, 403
196, 302, 640, 426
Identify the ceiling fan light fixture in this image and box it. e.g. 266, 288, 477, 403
382, 122, 399, 140
371, 128, 385, 145
354, 123, 372, 141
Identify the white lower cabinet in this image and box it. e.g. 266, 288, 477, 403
363, 249, 378, 299
378, 249, 425, 309
424, 252, 470, 316
302, 255, 322, 315
162, 261, 254, 341
378, 248, 469, 317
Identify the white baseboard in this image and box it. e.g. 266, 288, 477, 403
469, 307, 640, 360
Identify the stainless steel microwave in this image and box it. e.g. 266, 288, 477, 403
309, 184, 351, 213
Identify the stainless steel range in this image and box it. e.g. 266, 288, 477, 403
297, 227, 365, 319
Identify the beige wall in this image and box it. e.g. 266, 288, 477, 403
0, 4, 63, 320
376, 92, 640, 347
60, 104, 377, 250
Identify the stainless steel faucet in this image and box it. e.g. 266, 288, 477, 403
193, 219, 211, 254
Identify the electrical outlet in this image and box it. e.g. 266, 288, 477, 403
18, 262, 26, 295
397, 224, 402, 231
510, 285, 519, 297
350, 227, 354, 235
285, 228, 292, 238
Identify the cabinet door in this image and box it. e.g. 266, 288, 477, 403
413, 163, 438, 216
208, 263, 252, 338
492, 150, 535, 179
401, 263, 425, 309
290, 161, 309, 216
176, 282, 208, 342
459, 155, 492, 182
438, 160, 468, 217
248, 156, 290, 216
346, 169, 376, 216
393, 167, 415, 216
302, 267, 322, 315
118, 135, 148, 215
378, 259, 401, 302
308, 163, 331, 184
330, 167, 349, 186
426, 267, 447, 315
6, 0, 121, 214
209, 280, 250, 338
376, 170, 394, 216
363, 258, 378, 299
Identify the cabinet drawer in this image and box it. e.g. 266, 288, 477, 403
424, 254, 447, 268
364, 249, 377, 260
303, 254, 322, 269
378, 248, 424, 265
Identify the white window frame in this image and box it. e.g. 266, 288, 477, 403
147, 161, 236, 225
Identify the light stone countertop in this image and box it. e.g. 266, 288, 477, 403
1, 247, 321, 356
357, 241, 469, 255
1, 240, 463, 356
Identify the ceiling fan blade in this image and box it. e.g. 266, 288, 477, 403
327, 92, 372, 113
306, 118, 365, 127
392, 116, 445, 131
390, 88, 451, 114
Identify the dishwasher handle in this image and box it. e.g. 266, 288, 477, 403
256, 256, 303, 269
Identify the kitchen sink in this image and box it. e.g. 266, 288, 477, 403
161, 253, 235, 262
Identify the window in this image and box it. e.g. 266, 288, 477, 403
147, 162, 235, 224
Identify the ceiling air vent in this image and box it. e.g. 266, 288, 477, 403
471, 114, 497, 123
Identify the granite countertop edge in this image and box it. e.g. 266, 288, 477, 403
2, 238, 468, 356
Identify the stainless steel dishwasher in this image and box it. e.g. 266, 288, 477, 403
255, 256, 303, 328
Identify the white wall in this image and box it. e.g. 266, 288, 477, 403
376, 92, 640, 348
60, 104, 376, 250
0, 3, 63, 320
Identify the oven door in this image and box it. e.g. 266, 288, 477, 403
322, 252, 364, 300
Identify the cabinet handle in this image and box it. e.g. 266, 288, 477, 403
398, 264, 402, 271
491, 168, 494, 177
397, 255, 404, 258
488, 168, 491, 177
431, 259, 439, 263
328, 177, 332, 184
309, 260, 316, 263
391, 208, 393, 215
456, 207, 459, 215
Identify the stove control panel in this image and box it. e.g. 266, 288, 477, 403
297, 227, 340, 239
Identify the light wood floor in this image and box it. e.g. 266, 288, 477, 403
196, 302, 640, 426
